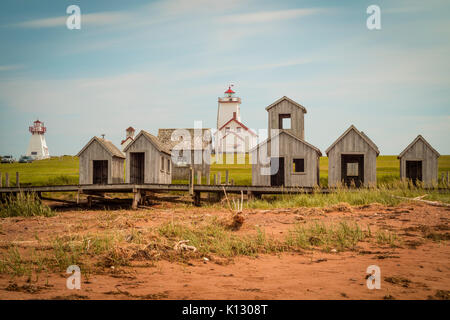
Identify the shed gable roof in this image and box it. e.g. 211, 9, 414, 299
265, 96, 307, 113
398, 135, 440, 158
325, 125, 380, 156
250, 130, 321, 156
77, 137, 125, 158
157, 128, 212, 151
124, 130, 171, 155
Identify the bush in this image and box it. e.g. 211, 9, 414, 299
0, 193, 54, 218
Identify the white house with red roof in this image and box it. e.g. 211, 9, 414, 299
120, 126, 135, 152
215, 86, 257, 153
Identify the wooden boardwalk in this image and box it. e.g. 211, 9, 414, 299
0, 183, 321, 208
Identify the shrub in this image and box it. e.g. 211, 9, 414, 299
0, 193, 54, 218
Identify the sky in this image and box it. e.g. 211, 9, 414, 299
0, 0, 449, 157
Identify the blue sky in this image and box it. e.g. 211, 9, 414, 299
0, 0, 449, 157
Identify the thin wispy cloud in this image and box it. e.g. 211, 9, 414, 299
219, 8, 322, 24
10, 11, 133, 29
0, 64, 24, 71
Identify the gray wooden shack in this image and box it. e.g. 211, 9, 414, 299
266, 96, 307, 140
251, 131, 321, 187
124, 130, 172, 184
157, 128, 212, 180
398, 135, 440, 186
326, 125, 379, 187
77, 137, 125, 185
252, 96, 321, 187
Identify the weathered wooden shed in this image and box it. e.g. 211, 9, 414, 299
124, 130, 172, 184
251, 130, 321, 187
266, 96, 307, 140
157, 128, 212, 180
77, 137, 125, 185
251, 96, 321, 187
398, 135, 440, 186
326, 125, 380, 187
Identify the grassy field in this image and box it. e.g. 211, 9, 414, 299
1, 154, 449, 187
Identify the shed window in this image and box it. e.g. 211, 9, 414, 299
225, 127, 230, 134
236, 127, 241, 133
279, 114, 291, 129
167, 159, 171, 173
347, 163, 358, 176
160, 156, 164, 171
293, 158, 305, 173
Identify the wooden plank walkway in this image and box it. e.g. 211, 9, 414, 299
0, 183, 318, 195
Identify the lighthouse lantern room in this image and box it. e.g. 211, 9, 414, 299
26, 120, 50, 160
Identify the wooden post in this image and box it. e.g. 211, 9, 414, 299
5, 173, 9, 188
206, 173, 210, 185
16, 172, 19, 187
213, 174, 217, 185
189, 167, 194, 195
76, 189, 81, 204
197, 171, 202, 185
442, 173, 445, 184
87, 196, 92, 208
193, 191, 201, 207
231, 179, 234, 185
225, 170, 229, 185
248, 190, 254, 201
132, 190, 141, 210
217, 172, 221, 185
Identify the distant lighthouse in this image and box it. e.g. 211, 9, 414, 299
26, 120, 50, 160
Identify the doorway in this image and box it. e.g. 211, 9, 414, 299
93, 160, 108, 185
405, 160, 422, 185
130, 152, 145, 184
341, 154, 364, 187
270, 157, 285, 186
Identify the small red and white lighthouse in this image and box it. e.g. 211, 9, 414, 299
26, 120, 50, 159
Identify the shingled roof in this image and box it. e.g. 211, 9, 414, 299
398, 135, 440, 158
77, 136, 125, 158
157, 128, 212, 151
325, 125, 380, 156
123, 130, 171, 155
250, 130, 322, 156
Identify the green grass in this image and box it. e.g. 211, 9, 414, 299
0, 154, 449, 187
0, 193, 54, 218
0, 156, 78, 186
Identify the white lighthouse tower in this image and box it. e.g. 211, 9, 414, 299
217, 85, 241, 129
215, 85, 257, 153
26, 120, 50, 160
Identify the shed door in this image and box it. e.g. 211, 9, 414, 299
93, 160, 108, 185
130, 152, 145, 184
270, 157, 285, 186
406, 160, 422, 185
341, 154, 364, 187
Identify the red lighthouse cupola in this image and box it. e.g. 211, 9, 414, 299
29, 120, 47, 135
224, 85, 235, 97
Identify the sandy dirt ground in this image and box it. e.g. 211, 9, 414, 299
0, 199, 449, 300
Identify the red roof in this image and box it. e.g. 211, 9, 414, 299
218, 117, 257, 136
126, 126, 135, 132
224, 86, 235, 94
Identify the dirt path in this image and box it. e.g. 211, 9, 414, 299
0, 201, 449, 300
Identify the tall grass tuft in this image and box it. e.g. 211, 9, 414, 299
0, 193, 54, 218
286, 221, 368, 252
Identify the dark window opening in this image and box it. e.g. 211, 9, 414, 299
278, 114, 291, 129
293, 158, 305, 173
